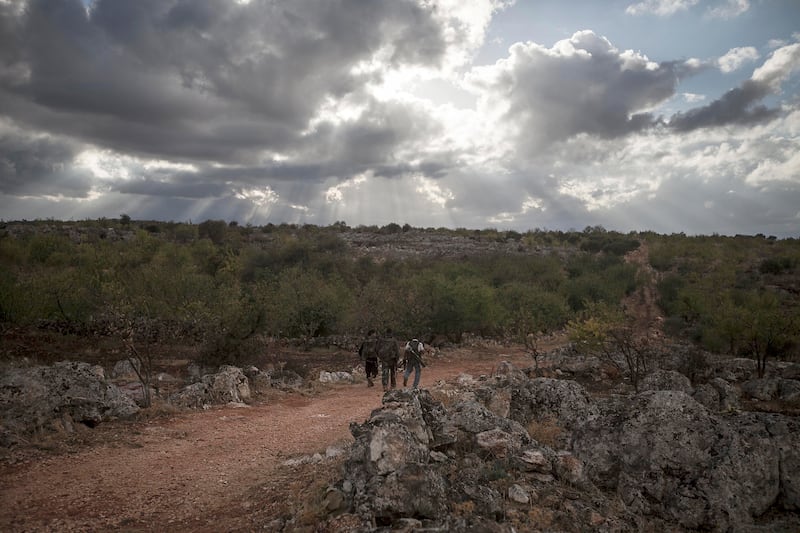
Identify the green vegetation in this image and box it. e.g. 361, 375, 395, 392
651, 233, 800, 374
1, 219, 798, 374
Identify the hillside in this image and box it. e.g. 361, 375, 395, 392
2, 220, 800, 531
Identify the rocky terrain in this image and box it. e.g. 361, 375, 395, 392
2, 340, 799, 532
326, 353, 800, 532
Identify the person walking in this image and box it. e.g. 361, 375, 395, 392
378, 329, 400, 391
403, 338, 425, 389
358, 330, 379, 387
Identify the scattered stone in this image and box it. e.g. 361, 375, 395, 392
475, 428, 520, 458
319, 371, 354, 384
508, 483, 530, 504
322, 487, 346, 513
518, 449, 551, 473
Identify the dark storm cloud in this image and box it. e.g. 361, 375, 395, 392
668, 79, 780, 131
0, 0, 448, 163
670, 42, 800, 132
300, 97, 450, 175
0, 128, 93, 197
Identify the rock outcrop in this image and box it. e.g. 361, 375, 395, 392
0, 361, 139, 446
326, 363, 800, 532
335, 385, 629, 531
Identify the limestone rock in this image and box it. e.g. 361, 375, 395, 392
0, 361, 139, 445
639, 369, 693, 394
571, 390, 784, 531
509, 377, 599, 432
169, 365, 250, 408
475, 428, 522, 458
508, 483, 530, 504
319, 370, 354, 384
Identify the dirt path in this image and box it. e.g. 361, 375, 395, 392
624, 241, 664, 339
0, 345, 537, 532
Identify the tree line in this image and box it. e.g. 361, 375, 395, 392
1, 220, 797, 375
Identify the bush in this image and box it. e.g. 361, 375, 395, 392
759, 256, 796, 275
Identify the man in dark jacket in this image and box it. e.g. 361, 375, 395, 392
358, 330, 379, 387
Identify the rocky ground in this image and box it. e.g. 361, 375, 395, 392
0, 344, 539, 532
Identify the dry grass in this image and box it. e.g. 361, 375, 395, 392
243, 454, 348, 530
135, 398, 182, 420
429, 387, 463, 408
451, 500, 476, 517
742, 398, 800, 416
526, 417, 563, 448
527, 507, 556, 529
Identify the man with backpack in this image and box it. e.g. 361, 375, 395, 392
358, 330, 379, 387
403, 338, 426, 389
377, 329, 400, 391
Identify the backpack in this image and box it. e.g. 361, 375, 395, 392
359, 337, 378, 361
406, 339, 426, 367
407, 339, 421, 357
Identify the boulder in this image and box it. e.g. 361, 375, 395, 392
571, 390, 785, 530
111, 358, 140, 379
639, 369, 693, 394
711, 357, 757, 383
781, 363, 800, 381
539, 352, 606, 381
728, 413, 800, 511
475, 428, 522, 458
709, 377, 740, 411
742, 378, 800, 402
209, 365, 251, 403
0, 361, 139, 445
779, 379, 800, 402
509, 377, 599, 432
270, 369, 304, 390
168, 382, 210, 409
169, 365, 250, 408
742, 378, 781, 401
692, 383, 720, 411
243, 366, 273, 395
445, 400, 530, 453
508, 483, 530, 504
345, 390, 449, 523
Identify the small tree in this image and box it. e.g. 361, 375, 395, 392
739, 292, 797, 378
567, 302, 655, 392
121, 319, 156, 408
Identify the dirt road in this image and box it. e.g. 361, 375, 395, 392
0, 345, 534, 532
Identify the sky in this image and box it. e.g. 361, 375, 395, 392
1, 0, 799, 237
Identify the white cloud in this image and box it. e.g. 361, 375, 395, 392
75, 149, 131, 181
768, 39, 788, 50
324, 172, 369, 204
682, 92, 706, 103
427, 0, 515, 69
233, 186, 279, 207
415, 174, 455, 207
625, 0, 698, 17
752, 43, 800, 91
707, 0, 750, 19
717, 46, 760, 74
